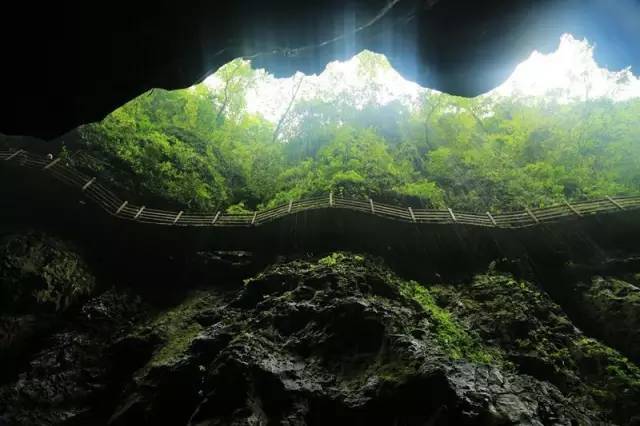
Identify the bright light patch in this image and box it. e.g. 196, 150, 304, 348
205, 51, 425, 122
491, 34, 640, 102
204, 34, 640, 122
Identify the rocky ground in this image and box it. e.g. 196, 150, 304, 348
1, 232, 639, 425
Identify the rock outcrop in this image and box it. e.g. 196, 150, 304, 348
0, 232, 97, 386
568, 274, 640, 364
430, 272, 640, 424
0, 290, 148, 425
1, 234, 639, 425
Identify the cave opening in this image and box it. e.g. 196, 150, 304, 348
1, 3, 640, 425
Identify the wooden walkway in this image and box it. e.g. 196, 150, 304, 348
2, 148, 639, 229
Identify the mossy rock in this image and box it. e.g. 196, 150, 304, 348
575, 275, 640, 363
430, 271, 640, 424
124, 289, 225, 380
0, 232, 96, 313
266, 252, 503, 365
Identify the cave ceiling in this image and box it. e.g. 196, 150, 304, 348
2, 0, 639, 139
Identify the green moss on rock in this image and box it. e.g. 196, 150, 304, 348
18, 250, 619, 425
310, 253, 503, 365
572, 336, 640, 414
318, 252, 364, 267
430, 271, 640, 424
131, 290, 223, 374
0, 233, 95, 313
397, 279, 502, 364
573, 275, 640, 363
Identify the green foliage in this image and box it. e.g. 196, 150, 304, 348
0, 234, 95, 313
77, 52, 640, 213
394, 181, 445, 208
225, 202, 253, 214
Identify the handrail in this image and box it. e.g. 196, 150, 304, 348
2, 149, 639, 229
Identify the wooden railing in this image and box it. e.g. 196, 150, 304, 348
2, 148, 639, 229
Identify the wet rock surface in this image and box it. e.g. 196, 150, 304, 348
0, 289, 148, 425
107, 254, 595, 425
0, 232, 95, 314
1, 234, 640, 425
568, 273, 640, 364
430, 271, 640, 425
0, 232, 98, 386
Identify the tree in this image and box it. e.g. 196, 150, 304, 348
76, 50, 640, 214
272, 74, 304, 143
212, 59, 258, 124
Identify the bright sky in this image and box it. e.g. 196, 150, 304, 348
205, 34, 640, 122
244, 54, 424, 122
491, 34, 640, 102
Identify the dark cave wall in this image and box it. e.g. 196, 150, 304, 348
2, 0, 639, 139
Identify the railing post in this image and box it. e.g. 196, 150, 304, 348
82, 177, 96, 191
408, 207, 416, 222
115, 201, 128, 214
211, 211, 221, 225
486, 211, 497, 227
5, 149, 24, 161
606, 196, 624, 210
134, 206, 146, 219
173, 211, 184, 224
563, 200, 581, 216
526, 207, 539, 224
12, 147, 636, 231
448, 208, 457, 223
43, 157, 62, 170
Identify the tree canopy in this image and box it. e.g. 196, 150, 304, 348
74, 53, 640, 214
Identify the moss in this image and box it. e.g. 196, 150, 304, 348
339, 354, 419, 389
318, 252, 364, 267
249, 253, 503, 368
397, 280, 502, 364
571, 275, 640, 367
562, 336, 640, 419
151, 323, 203, 367
313, 253, 502, 365
362, 358, 419, 388
429, 271, 640, 421
376, 363, 415, 383
574, 336, 640, 386
134, 291, 221, 370
590, 277, 640, 304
